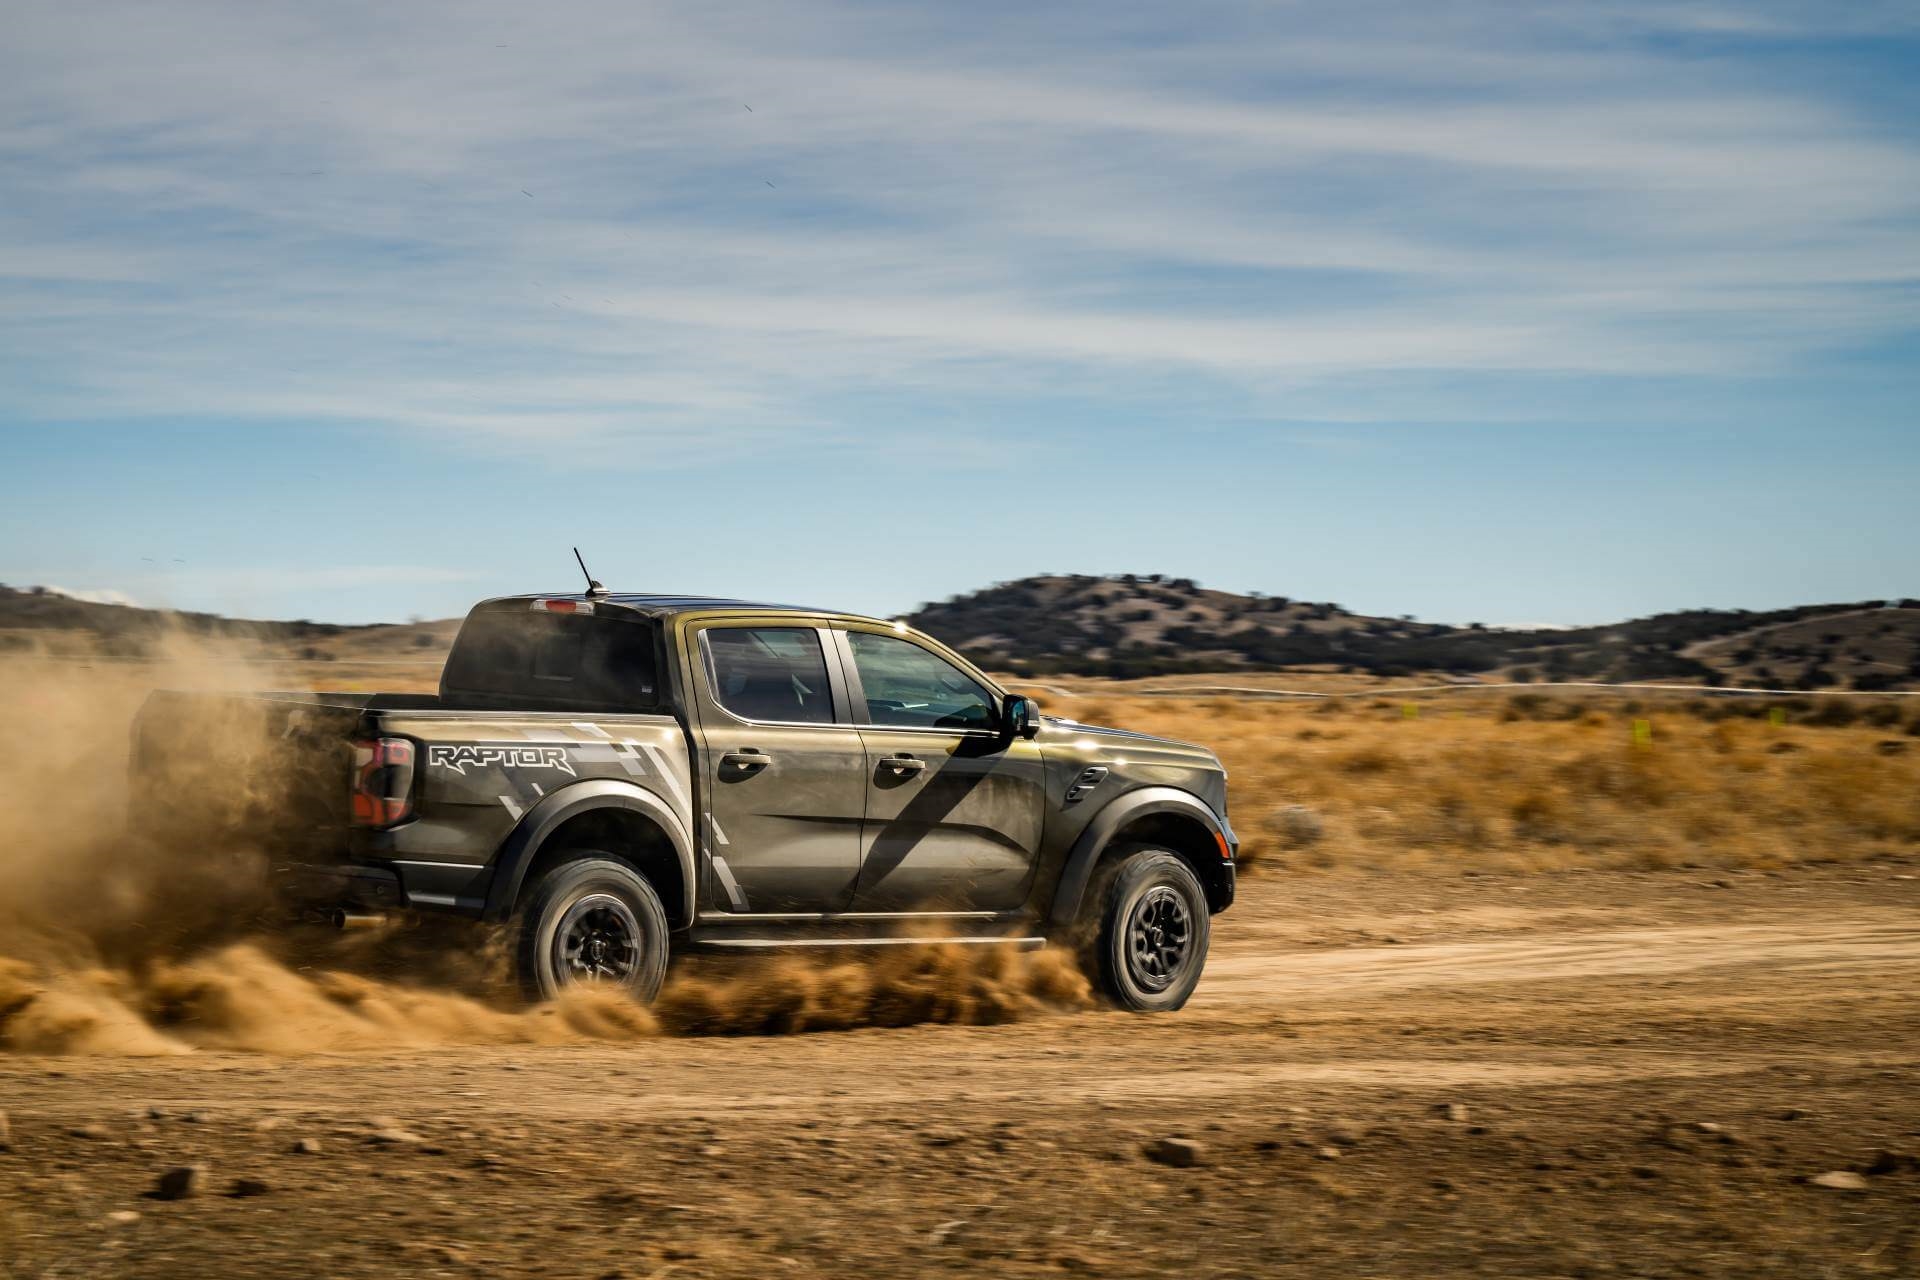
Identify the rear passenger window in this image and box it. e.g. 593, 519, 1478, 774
441, 610, 659, 712
705, 628, 835, 724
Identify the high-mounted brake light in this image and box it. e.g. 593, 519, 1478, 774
350, 737, 416, 827
532, 598, 593, 615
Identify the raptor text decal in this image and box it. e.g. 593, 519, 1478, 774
427, 744, 577, 777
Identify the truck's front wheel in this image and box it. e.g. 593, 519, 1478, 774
516, 855, 670, 1004
1084, 846, 1211, 1012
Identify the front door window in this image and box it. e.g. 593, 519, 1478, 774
845, 631, 995, 731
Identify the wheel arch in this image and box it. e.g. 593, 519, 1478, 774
1047, 786, 1234, 930
482, 780, 696, 928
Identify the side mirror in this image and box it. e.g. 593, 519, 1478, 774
1003, 694, 1042, 740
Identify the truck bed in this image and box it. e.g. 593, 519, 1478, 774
130, 689, 695, 919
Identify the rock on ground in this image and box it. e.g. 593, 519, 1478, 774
1143, 1138, 1205, 1168
155, 1165, 207, 1201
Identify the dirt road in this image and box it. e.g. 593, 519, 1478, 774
3, 863, 1917, 1278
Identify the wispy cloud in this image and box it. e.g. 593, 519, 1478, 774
2, 0, 1916, 459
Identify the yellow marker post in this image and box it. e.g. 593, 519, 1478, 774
1632, 718, 1653, 748
1768, 706, 1787, 727
1402, 703, 1419, 720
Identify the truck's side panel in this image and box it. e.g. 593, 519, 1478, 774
357, 711, 695, 913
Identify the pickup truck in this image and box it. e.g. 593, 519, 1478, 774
131, 592, 1236, 1011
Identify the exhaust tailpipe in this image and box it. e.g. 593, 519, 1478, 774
331, 910, 390, 931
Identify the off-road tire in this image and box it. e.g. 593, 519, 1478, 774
515, 854, 670, 1004
1084, 845, 1210, 1012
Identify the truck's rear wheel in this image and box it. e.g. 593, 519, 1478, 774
1085, 846, 1210, 1012
516, 854, 670, 1004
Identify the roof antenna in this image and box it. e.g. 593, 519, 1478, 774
573, 546, 609, 598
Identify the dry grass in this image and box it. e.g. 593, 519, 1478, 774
14, 654, 1914, 884
1060, 692, 1920, 875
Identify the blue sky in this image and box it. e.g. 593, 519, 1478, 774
2, 0, 1916, 627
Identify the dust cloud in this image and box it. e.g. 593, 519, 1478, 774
0, 643, 1087, 1056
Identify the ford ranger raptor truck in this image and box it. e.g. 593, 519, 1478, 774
131, 593, 1236, 1011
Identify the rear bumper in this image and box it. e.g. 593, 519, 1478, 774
272, 859, 488, 918
274, 861, 407, 912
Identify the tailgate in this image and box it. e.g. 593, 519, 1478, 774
131, 690, 371, 860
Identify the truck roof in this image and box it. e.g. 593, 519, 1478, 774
475, 592, 849, 620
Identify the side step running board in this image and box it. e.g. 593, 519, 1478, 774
689, 934, 1048, 951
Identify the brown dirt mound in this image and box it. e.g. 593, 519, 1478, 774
0, 940, 1089, 1056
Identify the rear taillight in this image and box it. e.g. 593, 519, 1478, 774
350, 737, 416, 827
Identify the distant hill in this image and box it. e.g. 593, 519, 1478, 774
904, 574, 1920, 689
8, 577, 1916, 690
0, 584, 373, 658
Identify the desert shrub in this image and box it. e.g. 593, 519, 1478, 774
1407, 786, 1490, 848
1070, 700, 1116, 726
1265, 804, 1325, 847
1806, 701, 1860, 728
1553, 747, 1675, 807
1509, 790, 1571, 843
1338, 745, 1402, 775
1502, 692, 1549, 722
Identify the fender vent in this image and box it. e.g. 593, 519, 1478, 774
1065, 766, 1109, 805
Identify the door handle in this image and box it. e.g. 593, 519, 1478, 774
722, 750, 773, 772
878, 753, 926, 775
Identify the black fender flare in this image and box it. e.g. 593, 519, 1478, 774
1047, 786, 1232, 930
481, 779, 697, 925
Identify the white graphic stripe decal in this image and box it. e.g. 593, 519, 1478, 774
640, 743, 691, 821
709, 854, 749, 911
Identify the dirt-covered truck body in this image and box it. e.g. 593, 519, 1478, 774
131, 592, 1235, 1009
